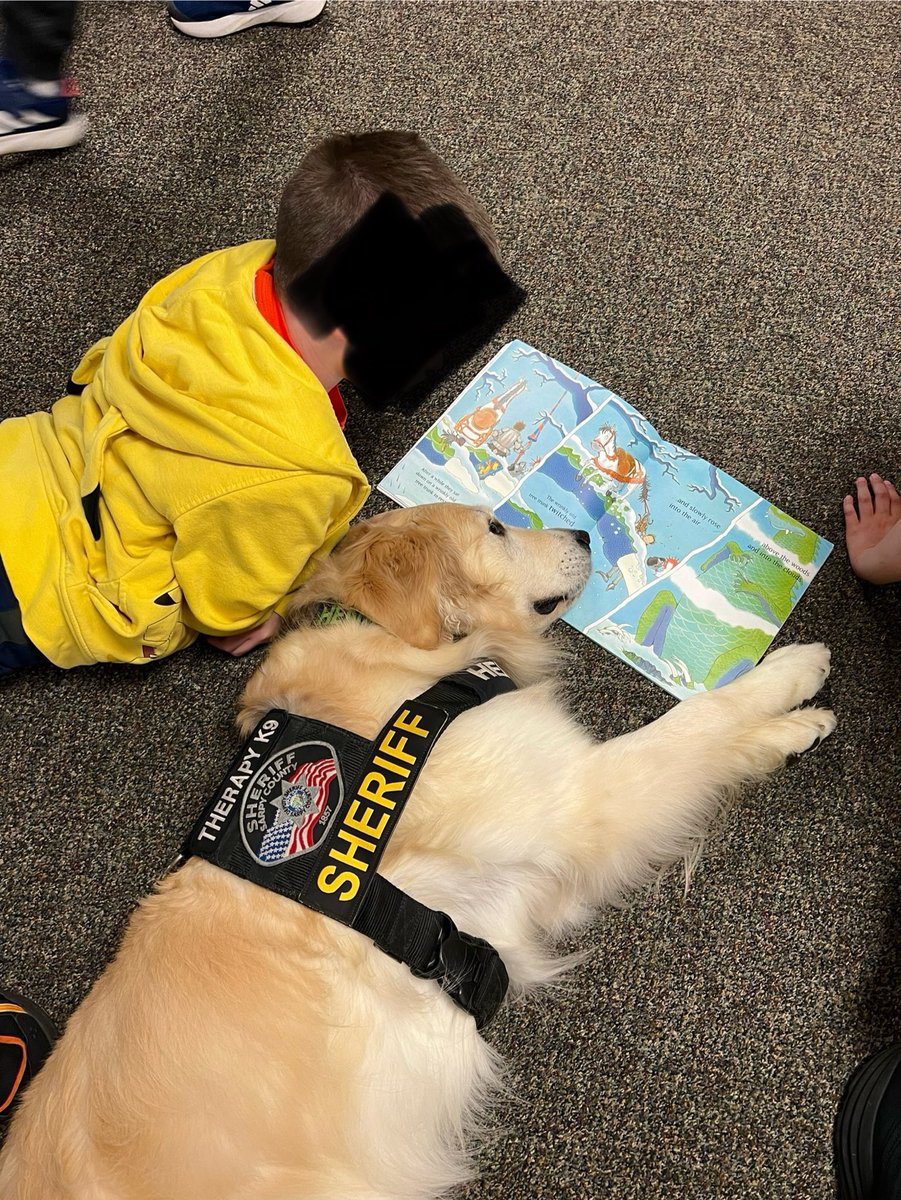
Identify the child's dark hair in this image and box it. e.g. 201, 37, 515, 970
274, 131, 499, 298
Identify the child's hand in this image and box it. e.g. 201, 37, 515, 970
208, 613, 283, 656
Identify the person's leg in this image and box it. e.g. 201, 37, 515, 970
0, 2, 86, 156
1, 1, 76, 82
0, 554, 47, 675
0, 988, 58, 1125
843, 473, 901, 585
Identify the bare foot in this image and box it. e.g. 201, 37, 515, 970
843, 473, 901, 584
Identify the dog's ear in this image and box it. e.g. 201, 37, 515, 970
334, 519, 465, 648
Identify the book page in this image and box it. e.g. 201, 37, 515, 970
378, 340, 610, 508
379, 343, 832, 699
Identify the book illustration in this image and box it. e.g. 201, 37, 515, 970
379, 342, 832, 699
573, 501, 829, 695
380, 340, 614, 507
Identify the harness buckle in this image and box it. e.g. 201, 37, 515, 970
412, 913, 510, 1031
153, 852, 185, 888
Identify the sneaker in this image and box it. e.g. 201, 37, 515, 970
834, 1042, 901, 1200
0, 60, 87, 157
167, 0, 327, 38
0, 987, 58, 1123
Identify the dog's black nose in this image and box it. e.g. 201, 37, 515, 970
572, 529, 591, 549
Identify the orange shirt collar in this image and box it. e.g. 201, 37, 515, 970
254, 260, 347, 430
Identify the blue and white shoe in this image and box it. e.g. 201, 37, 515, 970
167, 0, 327, 38
0, 60, 87, 157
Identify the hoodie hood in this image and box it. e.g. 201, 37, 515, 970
90, 240, 353, 475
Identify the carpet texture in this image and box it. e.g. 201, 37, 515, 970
0, 3, 898, 1198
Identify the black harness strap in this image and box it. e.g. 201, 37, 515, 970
354, 877, 509, 1029
183, 660, 515, 1029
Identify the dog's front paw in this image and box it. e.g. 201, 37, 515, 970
744, 642, 831, 712
767, 705, 837, 757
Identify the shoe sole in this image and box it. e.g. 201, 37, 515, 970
0, 987, 59, 1047
834, 1043, 901, 1200
169, 0, 327, 38
0, 114, 87, 157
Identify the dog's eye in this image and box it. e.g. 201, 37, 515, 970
533, 596, 563, 615
488, 518, 506, 537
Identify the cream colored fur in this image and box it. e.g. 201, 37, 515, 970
0, 502, 836, 1200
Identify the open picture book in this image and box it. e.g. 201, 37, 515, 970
378, 341, 832, 699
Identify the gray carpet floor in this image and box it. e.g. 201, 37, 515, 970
1, 2, 899, 1197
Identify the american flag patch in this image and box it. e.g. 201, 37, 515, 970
241, 742, 342, 867
257, 757, 338, 863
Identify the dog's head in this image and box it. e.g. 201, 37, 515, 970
292, 503, 592, 648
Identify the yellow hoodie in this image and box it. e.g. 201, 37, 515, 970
0, 240, 370, 667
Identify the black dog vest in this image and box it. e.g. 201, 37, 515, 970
182, 660, 515, 1030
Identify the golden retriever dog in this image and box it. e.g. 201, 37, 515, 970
0, 502, 836, 1200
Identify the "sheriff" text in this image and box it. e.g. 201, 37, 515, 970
315, 706, 434, 902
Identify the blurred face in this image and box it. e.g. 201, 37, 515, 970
287, 193, 524, 409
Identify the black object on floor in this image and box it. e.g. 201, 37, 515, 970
835, 1043, 901, 1200
0, 986, 58, 1124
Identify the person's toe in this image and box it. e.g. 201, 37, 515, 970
884, 478, 901, 515
870, 473, 890, 514
855, 476, 874, 518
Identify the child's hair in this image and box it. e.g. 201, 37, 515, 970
274, 131, 499, 298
